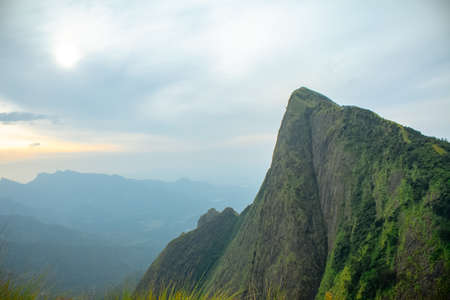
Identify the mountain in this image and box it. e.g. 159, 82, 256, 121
0, 196, 32, 216
0, 215, 135, 293
0, 172, 255, 292
135, 87, 450, 299
0, 171, 254, 246
136, 207, 240, 295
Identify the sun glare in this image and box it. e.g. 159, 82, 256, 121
54, 43, 81, 69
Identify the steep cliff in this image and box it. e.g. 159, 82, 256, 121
136, 87, 450, 299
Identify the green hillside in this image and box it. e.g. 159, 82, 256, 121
135, 208, 241, 296
136, 87, 450, 299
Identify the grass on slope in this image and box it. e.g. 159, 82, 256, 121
1, 276, 287, 300
0, 276, 45, 300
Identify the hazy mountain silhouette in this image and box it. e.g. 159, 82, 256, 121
0, 171, 255, 293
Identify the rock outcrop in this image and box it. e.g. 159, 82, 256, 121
135, 207, 239, 295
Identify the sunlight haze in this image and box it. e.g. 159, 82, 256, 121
1, 0, 449, 185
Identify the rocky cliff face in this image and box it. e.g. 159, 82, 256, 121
136, 87, 450, 299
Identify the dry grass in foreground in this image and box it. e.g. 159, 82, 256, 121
1, 278, 288, 300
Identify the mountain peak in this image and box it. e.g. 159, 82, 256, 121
136, 87, 450, 299
135, 206, 240, 297
198, 207, 238, 228
197, 208, 219, 227
288, 86, 338, 109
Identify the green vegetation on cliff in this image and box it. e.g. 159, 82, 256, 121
135, 208, 241, 297
313, 99, 450, 299
136, 87, 450, 300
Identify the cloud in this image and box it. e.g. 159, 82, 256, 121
29, 142, 40, 148
0, 0, 449, 185
0, 112, 50, 124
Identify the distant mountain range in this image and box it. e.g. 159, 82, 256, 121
0, 171, 256, 293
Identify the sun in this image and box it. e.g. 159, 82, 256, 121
54, 43, 81, 69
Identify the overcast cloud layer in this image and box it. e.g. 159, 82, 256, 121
0, 0, 449, 186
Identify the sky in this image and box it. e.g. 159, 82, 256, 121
0, 0, 449, 187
